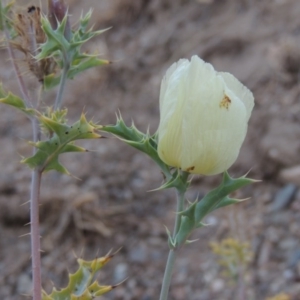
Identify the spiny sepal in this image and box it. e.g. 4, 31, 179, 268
102, 116, 171, 177
0, 83, 34, 116
154, 170, 190, 192
174, 172, 255, 247
102, 115, 145, 142
22, 111, 101, 173
42, 253, 119, 300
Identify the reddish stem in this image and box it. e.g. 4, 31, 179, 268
3, 28, 33, 107
2, 15, 42, 300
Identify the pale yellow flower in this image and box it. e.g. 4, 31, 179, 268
157, 56, 254, 175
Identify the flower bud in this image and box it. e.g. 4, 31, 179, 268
47, 0, 71, 40
157, 56, 254, 175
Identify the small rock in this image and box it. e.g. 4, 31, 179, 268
83, 177, 105, 191
269, 184, 297, 212
210, 278, 225, 292
205, 215, 218, 226
288, 250, 300, 268
279, 165, 300, 186
114, 263, 128, 282
129, 244, 148, 263
279, 238, 298, 251
283, 269, 294, 280
17, 273, 32, 294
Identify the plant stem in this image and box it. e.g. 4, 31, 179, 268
30, 116, 42, 300
2, 13, 43, 298
30, 168, 42, 300
159, 249, 176, 300
159, 189, 186, 300
3, 28, 33, 108
54, 59, 69, 111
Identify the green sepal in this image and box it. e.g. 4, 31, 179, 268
154, 170, 190, 192
42, 254, 116, 300
0, 84, 34, 116
174, 172, 256, 246
102, 116, 171, 178
102, 116, 145, 142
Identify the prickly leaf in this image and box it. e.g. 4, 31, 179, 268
42, 255, 117, 300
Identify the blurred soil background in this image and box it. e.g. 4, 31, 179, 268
1, 0, 300, 299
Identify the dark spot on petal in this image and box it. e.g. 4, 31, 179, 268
220, 95, 231, 110
186, 166, 195, 172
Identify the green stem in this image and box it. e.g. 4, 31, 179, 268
159, 188, 186, 300
159, 249, 176, 300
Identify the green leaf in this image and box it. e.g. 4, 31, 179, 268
68, 56, 109, 79
23, 113, 101, 173
0, 83, 34, 116
38, 9, 109, 90
37, 14, 70, 60
43, 57, 110, 90
174, 172, 256, 246
42, 254, 116, 300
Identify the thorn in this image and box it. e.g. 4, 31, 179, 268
20, 200, 30, 206
95, 248, 100, 258
112, 277, 128, 288
69, 173, 82, 181
242, 168, 253, 178
72, 249, 78, 259
185, 239, 199, 244
105, 248, 113, 258
112, 247, 122, 256
234, 197, 251, 203
19, 233, 31, 238
79, 247, 84, 259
